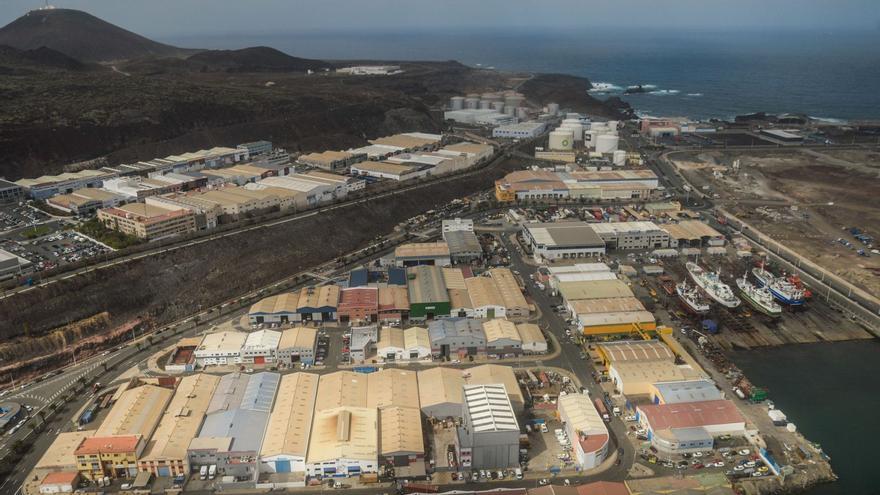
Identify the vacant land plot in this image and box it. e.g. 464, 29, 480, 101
671, 149, 880, 295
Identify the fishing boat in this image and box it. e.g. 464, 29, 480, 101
752, 265, 805, 306
676, 281, 711, 314
686, 261, 741, 308
736, 275, 782, 318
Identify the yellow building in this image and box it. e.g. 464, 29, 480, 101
97, 203, 196, 240
74, 434, 145, 480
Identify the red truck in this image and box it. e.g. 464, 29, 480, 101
594, 398, 610, 422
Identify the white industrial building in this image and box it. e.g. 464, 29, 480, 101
444, 109, 516, 126
522, 222, 606, 261
588, 222, 671, 250
492, 122, 546, 139
194, 331, 248, 366
457, 384, 520, 469
441, 218, 474, 237
557, 394, 609, 470
240, 329, 282, 364
259, 373, 319, 476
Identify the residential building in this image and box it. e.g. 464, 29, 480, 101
523, 222, 606, 261
277, 327, 318, 365
482, 319, 522, 356
407, 265, 451, 321
457, 385, 520, 469
337, 287, 379, 324
395, 242, 451, 267
248, 293, 301, 326
74, 435, 144, 480
138, 374, 221, 477
97, 203, 196, 240
240, 330, 281, 364
427, 318, 485, 359
557, 394, 609, 470
259, 373, 319, 475
194, 331, 248, 366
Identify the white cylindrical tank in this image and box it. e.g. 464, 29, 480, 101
586, 130, 602, 149
503, 105, 517, 116
492, 101, 505, 111
549, 130, 574, 151
613, 150, 626, 166
450, 96, 465, 110
516, 107, 529, 120
589, 122, 608, 132
547, 103, 559, 116
560, 123, 584, 142
596, 134, 620, 153
479, 100, 492, 110
505, 95, 525, 107
566, 113, 581, 120
464, 97, 480, 109
607, 120, 619, 130
562, 118, 582, 125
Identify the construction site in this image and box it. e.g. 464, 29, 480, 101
669, 149, 880, 297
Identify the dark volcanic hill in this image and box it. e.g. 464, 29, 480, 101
0, 8, 192, 62
186, 46, 331, 72
0, 44, 92, 73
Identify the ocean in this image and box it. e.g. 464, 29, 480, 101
732, 340, 880, 495
165, 28, 880, 121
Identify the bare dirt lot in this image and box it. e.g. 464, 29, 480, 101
671, 149, 880, 296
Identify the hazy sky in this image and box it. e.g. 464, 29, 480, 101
3, 0, 879, 38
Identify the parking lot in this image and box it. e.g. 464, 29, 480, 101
1, 227, 111, 276
0, 203, 50, 233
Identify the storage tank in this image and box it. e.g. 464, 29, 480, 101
479, 100, 492, 110
503, 105, 517, 116
566, 113, 581, 120
449, 96, 465, 110
505, 95, 525, 107
613, 150, 626, 166
585, 130, 602, 149
547, 103, 559, 116
607, 120, 619, 131
464, 97, 480, 109
516, 107, 529, 120
596, 134, 620, 153
548, 130, 574, 151
492, 101, 506, 111
560, 123, 584, 142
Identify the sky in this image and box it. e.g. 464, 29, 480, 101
2, 0, 879, 38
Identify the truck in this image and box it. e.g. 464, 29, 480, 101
594, 398, 610, 422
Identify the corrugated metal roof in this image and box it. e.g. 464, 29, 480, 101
464, 384, 518, 433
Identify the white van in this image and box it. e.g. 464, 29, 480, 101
199, 465, 208, 480
208, 465, 217, 480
